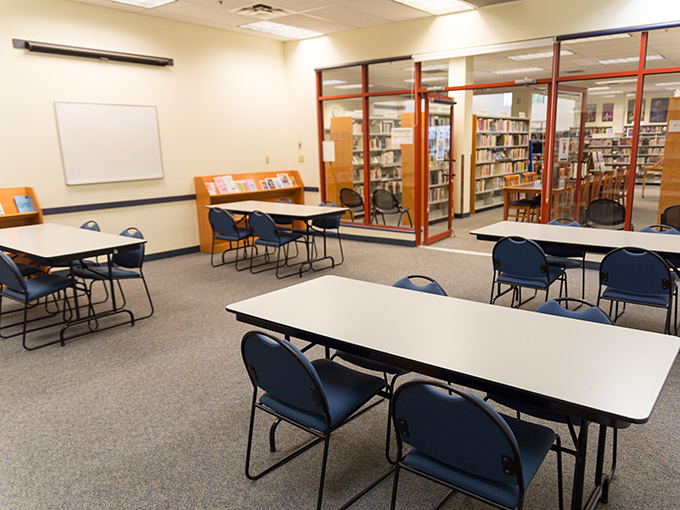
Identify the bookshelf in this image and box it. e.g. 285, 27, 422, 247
0, 187, 43, 229
428, 114, 451, 224
368, 118, 403, 199
470, 115, 530, 213
194, 171, 303, 253
624, 123, 666, 183
583, 132, 632, 172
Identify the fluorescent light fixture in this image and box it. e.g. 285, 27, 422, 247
404, 76, 449, 83
507, 50, 573, 61
403, 63, 449, 72
414, 37, 554, 62
490, 67, 543, 75
322, 79, 346, 85
108, 0, 176, 7
587, 86, 611, 91
595, 78, 638, 85
562, 33, 631, 44
599, 55, 663, 65
334, 84, 363, 89
588, 90, 623, 95
655, 81, 680, 86
393, 0, 474, 15
240, 21, 322, 40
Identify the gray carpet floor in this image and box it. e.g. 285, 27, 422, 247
1, 190, 678, 509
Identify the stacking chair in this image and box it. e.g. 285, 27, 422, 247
333, 275, 446, 463
640, 224, 680, 275
585, 198, 626, 230
597, 247, 678, 334
0, 251, 74, 350
271, 197, 295, 232
248, 210, 305, 279
339, 187, 365, 222
208, 208, 252, 270
297, 201, 344, 267
241, 331, 385, 510
544, 219, 587, 300
390, 380, 563, 510
372, 189, 412, 227
490, 236, 567, 308
504, 175, 538, 222
660, 204, 680, 230
73, 227, 154, 321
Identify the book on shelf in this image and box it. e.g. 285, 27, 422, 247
265, 178, 276, 189
272, 177, 283, 189
277, 173, 292, 188
260, 180, 269, 190
246, 179, 258, 191
0, 201, 4, 215
236, 180, 246, 192
213, 177, 228, 194
224, 177, 239, 193
13, 195, 34, 213
205, 182, 217, 196
289, 176, 297, 187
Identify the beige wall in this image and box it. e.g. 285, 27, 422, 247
3, 0, 680, 252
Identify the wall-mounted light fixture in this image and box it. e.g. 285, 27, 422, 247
13, 39, 174, 67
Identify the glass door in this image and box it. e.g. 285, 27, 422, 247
423, 94, 454, 244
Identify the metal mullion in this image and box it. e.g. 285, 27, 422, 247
318, 93, 363, 101
414, 62, 423, 244
364, 89, 414, 97
316, 71, 327, 201
362, 65, 370, 225
542, 41, 561, 223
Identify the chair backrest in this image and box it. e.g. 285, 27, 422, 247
392, 275, 447, 296
504, 175, 522, 201
372, 189, 398, 212
590, 172, 604, 201
600, 247, 673, 296
640, 224, 680, 234
249, 211, 281, 244
392, 380, 524, 487
661, 205, 680, 230
0, 251, 28, 294
271, 198, 293, 225
545, 218, 584, 258
113, 228, 145, 269
535, 298, 612, 325
522, 171, 537, 183
208, 208, 240, 237
80, 220, 100, 232
311, 201, 341, 229
492, 236, 550, 282
339, 188, 363, 209
585, 198, 626, 229
241, 331, 328, 418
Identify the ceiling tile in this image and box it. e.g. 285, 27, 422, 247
342, 0, 429, 22
305, 4, 391, 28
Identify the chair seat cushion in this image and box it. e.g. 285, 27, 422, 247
2, 273, 73, 302
403, 414, 554, 508
546, 255, 583, 269
334, 350, 407, 376
73, 266, 141, 280
255, 231, 303, 247
15, 262, 43, 277
259, 359, 384, 433
215, 227, 251, 242
601, 286, 673, 307
496, 266, 563, 289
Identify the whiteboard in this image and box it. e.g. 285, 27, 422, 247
54, 102, 164, 185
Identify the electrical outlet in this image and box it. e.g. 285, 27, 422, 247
298, 155, 304, 163
265, 156, 269, 164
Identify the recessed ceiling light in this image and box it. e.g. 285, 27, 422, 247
507, 50, 573, 61
490, 67, 543, 75
655, 81, 680, 86
588, 90, 623, 95
107, 0, 175, 7
322, 80, 347, 86
240, 21, 323, 40
587, 86, 611, 91
595, 78, 638, 85
392, 0, 475, 16
562, 33, 631, 44
599, 55, 663, 65
404, 76, 449, 83
334, 84, 363, 89
403, 63, 450, 72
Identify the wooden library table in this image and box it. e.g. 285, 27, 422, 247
503, 180, 564, 221
0, 223, 145, 348
226, 275, 680, 510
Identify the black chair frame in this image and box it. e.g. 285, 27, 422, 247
209, 209, 253, 271
372, 188, 412, 227
249, 211, 308, 279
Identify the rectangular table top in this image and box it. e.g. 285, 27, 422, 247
0, 223, 145, 265
208, 200, 347, 219
471, 221, 680, 256
227, 275, 679, 427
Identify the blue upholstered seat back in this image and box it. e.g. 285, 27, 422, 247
545, 219, 584, 258
392, 276, 447, 296
249, 211, 281, 244
242, 332, 328, 414
0, 251, 27, 293
80, 220, 100, 232
393, 382, 518, 484
600, 248, 672, 296
312, 201, 341, 229
113, 228, 144, 269
535, 300, 612, 325
209, 208, 240, 238
493, 237, 548, 281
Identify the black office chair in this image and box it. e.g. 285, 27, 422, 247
585, 198, 626, 230
241, 331, 385, 510
372, 188, 412, 227
339, 187, 365, 222
660, 204, 680, 230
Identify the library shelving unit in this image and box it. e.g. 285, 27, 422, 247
368, 118, 403, 199
624, 123, 666, 184
351, 116, 364, 197
194, 171, 303, 254
470, 115, 530, 213
583, 132, 632, 172
428, 114, 451, 224
0, 187, 43, 229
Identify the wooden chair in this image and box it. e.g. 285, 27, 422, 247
504, 175, 539, 222
601, 170, 615, 200
558, 179, 577, 219
577, 174, 592, 223
590, 172, 604, 202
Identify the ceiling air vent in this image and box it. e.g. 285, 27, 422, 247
231, 3, 291, 20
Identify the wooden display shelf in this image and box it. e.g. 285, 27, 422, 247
194, 171, 304, 254
0, 187, 43, 229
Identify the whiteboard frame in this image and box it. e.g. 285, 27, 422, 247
54, 101, 164, 186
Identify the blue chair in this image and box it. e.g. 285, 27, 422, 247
208, 208, 252, 270
544, 218, 587, 300
333, 275, 446, 463
597, 247, 677, 334
73, 227, 154, 321
490, 236, 567, 308
248, 210, 305, 279
585, 198, 626, 230
304, 201, 345, 267
390, 380, 563, 510
0, 251, 74, 350
640, 224, 680, 277
241, 331, 385, 510
271, 197, 295, 232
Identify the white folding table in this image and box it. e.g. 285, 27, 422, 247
226, 275, 680, 510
